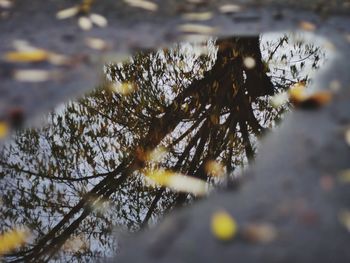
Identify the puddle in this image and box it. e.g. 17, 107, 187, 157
0, 33, 327, 262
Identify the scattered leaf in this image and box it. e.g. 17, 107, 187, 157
338, 210, 350, 232
4, 49, 50, 63
219, 4, 242, 13
211, 210, 238, 241
288, 81, 332, 109
299, 21, 316, 31
78, 16, 93, 31
178, 23, 218, 35
89, 13, 108, 27
13, 70, 52, 82
56, 6, 79, 19
182, 12, 213, 21
242, 223, 278, 244
85, 37, 108, 50
0, 121, 9, 139
123, 0, 158, 11
0, 228, 30, 255
145, 169, 209, 196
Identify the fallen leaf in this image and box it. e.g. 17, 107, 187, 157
242, 223, 278, 244
90, 13, 108, 27
78, 16, 92, 31
85, 37, 108, 50
13, 70, 52, 82
0, 121, 9, 139
182, 12, 213, 21
56, 6, 79, 19
178, 23, 218, 35
0, 228, 30, 255
4, 49, 50, 63
299, 21, 316, 31
123, 0, 158, 11
219, 4, 242, 13
288, 82, 332, 109
211, 210, 238, 241
145, 169, 209, 196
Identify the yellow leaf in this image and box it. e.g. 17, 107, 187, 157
0, 228, 30, 255
211, 210, 238, 241
177, 23, 218, 35
145, 169, 209, 196
4, 49, 50, 63
0, 122, 9, 139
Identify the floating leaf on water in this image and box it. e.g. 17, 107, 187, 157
0, 121, 9, 139
205, 160, 225, 177
123, 0, 158, 11
211, 210, 238, 241
242, 223, 278, 244
145, 169, 209, 196
90, 13, 108, 27
243, 56, 256, 69
219, 4, 243, 14
0, 228, 30, 255
338, 209, 350, 232
338, 169, 350, 183
56, 6, 79, 19
299, 21, 316, 31
178, 23, 218, 35
14, 69, 52, 82
85, 37, 108, 50
78, 16, 92, 31
4, 49, 50, 63
110, 82, 137, 95
182, 12, 213, 21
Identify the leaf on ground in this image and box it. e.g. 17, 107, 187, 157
145, 169, 209, 196
0, 228, 30, 255
242, 223, 278, 244
0, 122, 9, 139
211, 210, 238, 241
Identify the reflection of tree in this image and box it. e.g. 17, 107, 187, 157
0, 35, 324, 262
